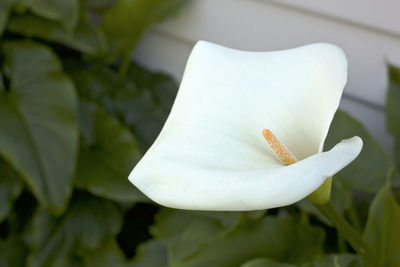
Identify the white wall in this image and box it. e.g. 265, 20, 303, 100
133, 0, 400, 152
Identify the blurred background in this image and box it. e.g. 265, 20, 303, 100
1, 0, 400, 266
134, 0, 400, 151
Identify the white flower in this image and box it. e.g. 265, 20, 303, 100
129, 41, 362, 211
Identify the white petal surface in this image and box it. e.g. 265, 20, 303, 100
130, 137, 362, 210
129, 41, 358, 211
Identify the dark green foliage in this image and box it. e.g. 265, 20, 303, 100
27, 192, 122, 267
7, 14, 106, 54
172, 216, 325, 266
325, 110, 399, 192
241, 254, 361, 267
74, 104, 147, 203
0, 0, 183, 265
0, 0, 15, 35
1, 1, 400, 266
20, 0, 79, 30
102, 0, 187, 74
363, 181, 400, 267
0, 233, 28, 267
0, 159, 23, 222
0, 41, 78, 214
67, 63, 175, 149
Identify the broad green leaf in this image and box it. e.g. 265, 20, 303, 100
7, 14, 106, 54
241, 254, 361, 267
241, 258, 297, 267
53, 257, 85, 267
325, 110, 399, 192
386, 65, 400, 167
102, 0, 186, 66
67, 64, 137, 113
121, 65, 178, 147
168, 219, 221, 265
0, 234, 28, 267
129, 240, 168, 267
127, 64, 178, 112
20, 0, 79, 29
363, 182, 400, 267
169, 216, 325, 267
302, 254, 361, 267
152, 209, 266, 243
67, 64, 178, 148
27, 192, 122, 267
151, 209, 265, 265
152, 210, 225, 265
189, 210, 266, 229
59, 239, 167, 267
84, 241, 127, 267
151, 209, 222, 244
0, 41, 78, 214
0, 0, 15, 35
115, 86, 168, 148
0, 159, 23, 222
74, 104, 147, 203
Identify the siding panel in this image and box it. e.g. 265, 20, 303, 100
267, 0, 400, 36
156, 0, 400, 106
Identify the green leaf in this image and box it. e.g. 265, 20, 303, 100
27, 192, 122, 267
152, 209, 265, 242
80, 240, 131, 267
102, 0, 186, 70
0, 158, 23, 222
151, 209, 265, 266
0, 41, 78, 214
169, 218, 234, 264
67, 64, 178, 148
241, 258, 297, 267
7, 14, 106, 54
129, 240, 168, 267
241, 254, 361, 267
0, 234, 28, 267
303, 254, 361, 267
325, 110, 399, 192
53, 257, 85, 267
56, 239, 165, 267
20, 0, 79, 30
114, 85, 168, 148
126, 64, 178, 113
386, 65, 400, 167
0, 0, 15, 35
74, 103, 147, 203
121, 65, 178, 147
363, 182, 400, 267
167, 215, 325, 267
152, 210, 226, 265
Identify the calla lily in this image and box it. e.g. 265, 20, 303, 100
129, 41, 363, 211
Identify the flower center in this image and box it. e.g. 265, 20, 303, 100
262, 129, 298, 165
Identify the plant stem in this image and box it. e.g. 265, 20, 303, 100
313, 202, 375, 266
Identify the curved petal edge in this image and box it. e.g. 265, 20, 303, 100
129, 136, 362, 211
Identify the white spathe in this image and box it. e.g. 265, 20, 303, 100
129, 41, 363, 211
